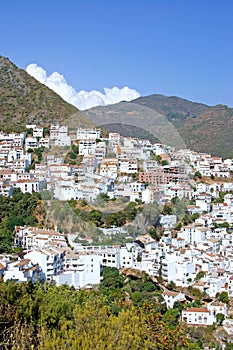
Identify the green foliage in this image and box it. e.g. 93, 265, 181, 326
167, 280, 176, 290
68, 151, 77, 159
88, 209, 103, 226
217, 291, 229, 304
71, 143, 79, 153
41, 190, 53, 200
187, 286, 203, 300
216, 313, 225, 325
0, 191, 39, 252
100, 267, 123, 292
162, 308, 180, 329
0, 272, 201, 349
194, 171, 202, 179
80, 199, 88, 207
161, 159, 168, 166
195, 271, 205, 281
173, 301, 184, 312
162, 204, 173, 215
34, 147, 45, 162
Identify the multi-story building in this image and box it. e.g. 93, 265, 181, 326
78, 140, 96, 156
53, 250, 101, 289
14, 226, 67, 250
3, 258, 45, 284
77, 128, 101, 140
24, 247, 65, 281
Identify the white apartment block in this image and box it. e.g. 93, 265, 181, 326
77, 128, 101, 140
54, 134, 71, 147
25, 137, 38, 150
119, 159, 138, 174
54, 181, 83, 201
177, 225, 208, 245
75, 245, 123, 268
50, 122, 60, 139
11, 178, 42, 194
95, 142, 106, 162
100, 158, 118, 179
53, 251, 101, 289
24, 247, 65, 281
3, 258, 45, 284
14, 226, 67, 250
38, 138, 50, 149
78, 140, 96, 156
51, 125, 71, 146
0, 182, 14, 196
7, 148, 32, 164
33, 127, 44, 138
182, 307, 215, 326
163, 290, 186, 309
75, 244, 143, 270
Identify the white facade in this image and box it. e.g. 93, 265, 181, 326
33, 127, 44, 138
75, 245, 121, 268
182, 302, 227, 326
25, 137, 38, 150
24, 248, 65, 281
100, 159, 118, 179
163, 290, 186, 309
11, 178, 42, 194
77, 128, 101, 140
3, 258, 45, 284
14, 226, 67, 250
78, 140, 96, 156
182, 307, 215, 326
119, 159, 138, 174
53, 252, 101, 289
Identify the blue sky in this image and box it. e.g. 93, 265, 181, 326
1, 0, 233, 106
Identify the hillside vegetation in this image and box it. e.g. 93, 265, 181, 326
0, 271, 199, 349
86, 94, 233, 158
0, 56, 93, 131
1, 55, 233, 157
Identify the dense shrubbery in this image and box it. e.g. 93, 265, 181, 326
0, 190, 40, 252
0, 269, 200, 349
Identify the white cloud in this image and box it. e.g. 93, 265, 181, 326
26, 63, 141, 110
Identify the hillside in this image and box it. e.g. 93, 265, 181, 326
0, 56, 93, 131
86, 94, 233, 158
131, 94, 210, 124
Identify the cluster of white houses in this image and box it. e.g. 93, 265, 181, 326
0, 221, 232, 326
2, 124, 233, 328
1, 123, 233, 204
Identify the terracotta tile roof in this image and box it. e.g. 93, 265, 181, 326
15, 259, 31, 267
163, 290, 179, 297
184, 308, 209, 313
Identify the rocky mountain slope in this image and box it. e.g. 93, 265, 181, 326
0, 56, 93, 131
86, 94, 233, 158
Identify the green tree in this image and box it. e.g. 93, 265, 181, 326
88, 210, 103, 226
69, 151, 77, 159
216, 313, 225, 325
71, 143, 79, 153
168, 280, 176, 290
194, 171, 202, 179
195, 271, 205, 281
218, 291, 229, 304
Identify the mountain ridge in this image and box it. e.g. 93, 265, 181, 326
86, 94, 233, 158
0, 56, 93, 131
1, 55, 233, 158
